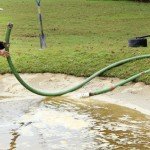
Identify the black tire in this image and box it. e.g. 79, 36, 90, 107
128, 38, 147, 47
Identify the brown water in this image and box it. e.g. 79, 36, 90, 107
0, 97, 149, 150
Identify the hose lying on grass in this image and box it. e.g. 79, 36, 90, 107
5, 23, 150, 97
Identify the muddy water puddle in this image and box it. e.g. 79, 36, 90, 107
0, 97, 149, 150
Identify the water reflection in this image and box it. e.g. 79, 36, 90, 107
41, 97, 150, 149
1, 96, 150, 149
9, 130, 20, 150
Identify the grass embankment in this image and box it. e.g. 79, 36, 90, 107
0, 0, 150, 83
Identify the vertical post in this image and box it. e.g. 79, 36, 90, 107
35, 0, 46, 49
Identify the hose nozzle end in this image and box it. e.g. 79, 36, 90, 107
7, 23, 13, 29
81, 92, 90, 98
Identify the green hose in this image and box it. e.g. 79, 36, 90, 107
90, 69, 150, 96
5, 23, 150, 97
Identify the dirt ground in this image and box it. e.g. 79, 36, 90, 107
0, 73, 150, 115
0, 73, 150, 149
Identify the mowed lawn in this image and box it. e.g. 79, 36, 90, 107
0, 0, 150, 83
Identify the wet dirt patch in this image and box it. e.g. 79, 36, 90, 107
0, 73, 150, 149
0, 96, 16, 101
0, 96, 149, 150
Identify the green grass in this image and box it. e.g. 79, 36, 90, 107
0, 0, 150, 83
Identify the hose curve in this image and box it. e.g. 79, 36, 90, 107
5, 23, 150, 97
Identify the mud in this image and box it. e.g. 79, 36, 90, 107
0, 73, 150, 149
0, 73, 149, 115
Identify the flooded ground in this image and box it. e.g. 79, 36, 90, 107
0, 73, 150, 149
0, 96, 149, 150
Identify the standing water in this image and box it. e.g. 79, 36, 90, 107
0, 96, 149, 150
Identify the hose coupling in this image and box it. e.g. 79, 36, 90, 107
7, 23, 13, 29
